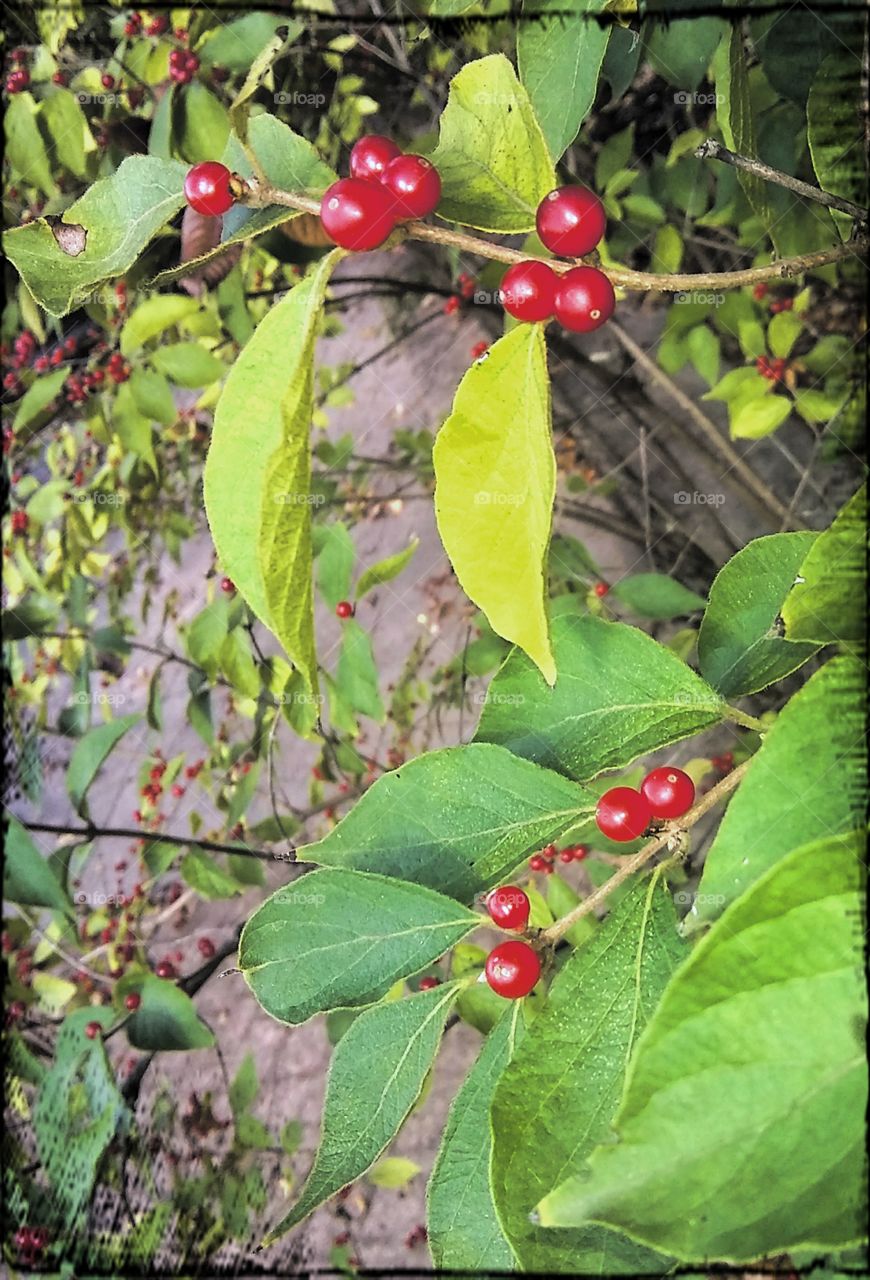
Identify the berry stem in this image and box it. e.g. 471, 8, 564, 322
723, 705, 768, 733
242, 179, 868, 292
540, 758, 751, 945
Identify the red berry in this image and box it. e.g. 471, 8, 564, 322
349, 133, 401, 181
541, 843, 557, 862
85, 1020, 102, 1039
443, 294, 461, 315
320, 177, 396, 251
485, 940, 541, 999
571, 844, 589, 861
500, 259, 558, 323
528, 854, 546, 872
470, 341, 489, 360
101, 73, 115, 89
155, 960, 177, 979
781, 297, 793, 310
220, 576, 234, 593
536, 185, 606, 258
11, 510, 29, 535
641, 766, 695, 819
184, 161, 234, 217
559, 848, 573, 863
146, 15, 169, 35
594, 581, 609, 597
753, 282, 768, 300
418, 976, 440, 990
595, 787, 652, 842
486, 884, 530, 931
52, 70, 68, 85
381, 154, 441, 220
124, 993, 141, 1011
554, 266, 615, 333
196, 937, 215, 958
171, 783, 185, 797
335, 600, 354, 619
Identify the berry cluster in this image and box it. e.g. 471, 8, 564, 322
6, 48, 30, 94
14, 1226, 50, 1265
595, 766, 695, 842
500, 186, 614, 333
169, 47, 199, 84
184, 161, 235, 217
756, 355, 788, 383
319, 135, 442, 252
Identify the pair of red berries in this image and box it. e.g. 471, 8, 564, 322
483, 885, 540, 998
595, 766, 695, 842
6, 66, 30, 94
500, 185, 613, 333
757, 355, 788, 382
320, 134, 442, 252
169, 48, 199, 84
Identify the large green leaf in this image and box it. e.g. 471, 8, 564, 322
697, 533, 822, 697
299, 743, 596, 902
336, 618, 385, 723
808, 53, 868, 239
122, 974, 215, 1051
427, 1005, 523, 1271
3, 155, 187, 316
204, 251, 341, 698
475, 614, 723, 782
4, 91, 57, 199
67, 714, 142, 818
40, 86, 92, 180
434, 322, 556, 683
120, 294, 202, 356
712, 28, 773, 242
431, 54, 556, 232
538, 833, 867, 1263
263, 983, 459, 1241
517, 0, 610, 162
490, 875, 682, 1274
239, 869, 478, 1024
3, 817, 72, 914
151, 114, 337, 287
781, 484, 867, 648
12, 367, 68, 433
691, 656, 867, 929
644, 18, 726, 91
611, 573, 705, 620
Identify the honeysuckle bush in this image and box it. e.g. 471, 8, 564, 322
2, 4, 868, 1274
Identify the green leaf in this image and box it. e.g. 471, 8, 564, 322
175, 80, 230, 163
67, 714, 141, 818
491, 875, 683, 1274
263, 983, 458, 1242
430, 54, 556, 232
730, 392, 791, 439
111, 382, 158, 475
186, 597, 230, 672
219, 627, 261, 699
793, 388, 847, 425
40, 86, 92, 179
12, 367, 68, 432
517, 0, 610, 162
120, 294, 201, 356
712, 28, 773, 240
651, 223, 683, 274
767, 310, 803, 358
204, 251, 342, 699
427, 1005, 523, 1270
197, 12, 297, 71
539, 834, 866, 1263
239, 868, 477, 1024
697, 532, 821, 697
612, 573, 706, 620
313, 521, 355, 609
124, 974, 215, 1050
691, 656, 866, 928
369, 1156, 421, 1189
4, 92, 57, 199
229, 1053, 259, 1116
686, 324, 720, 386
808, 53, 868, 239
434, 322, 556, 683
300, 743, 596, 902
151, 115, 337, 287
475, 614, 723, 782
3, 155, 187, 316
3, 818, 71, 914
336, 619, 385, 723
644, 18, 726, 91
130, 367, 175, 426
781, 484, 867, 647
150, 342, 224, 387
356, 537, 419, 600
180, 849, 245, 900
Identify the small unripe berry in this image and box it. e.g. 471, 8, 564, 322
485, 940, 541, 999
486, 885, 530, 931
500, 259, 558, 323
537, 185, 606, 257
595, 787, 652, 842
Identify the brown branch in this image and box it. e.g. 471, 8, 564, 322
695, 138, 869, 224
540, 759, 752, 944
242, 180, 868, 292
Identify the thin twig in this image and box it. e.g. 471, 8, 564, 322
696, 138, 869, 224
541, 759, 751, 944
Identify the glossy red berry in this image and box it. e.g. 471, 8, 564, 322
753, 282, 768, 300
486, 884, 530, 931
500, 260, 558, 323
470, 341, 489, 360
85, 1020, 102, 1039
196, 937, 216, 958
320, 177, 396, 251
11, 510, 29, 535
485, 941, 541, 999
443, 295, 460, 315
220, 576, 234, 593
101, 73, 115, 89
155, 960, 177, 979
554, 266, 615, 333
52, 70, 68, 86
184, 162, 234, 217
418, 976, 440, 990
528, 854, 546, 872
595, 787, 652, 842
349, 133, 401, 181
541, 844, 557, 862
124, 992, 141, 1011
335, 600, 354, 619
641, 767, 695, 819
536, 185, 606, 257
381, 154, 441, 220
594, 581, 609, 597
